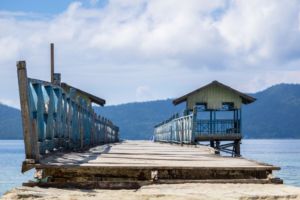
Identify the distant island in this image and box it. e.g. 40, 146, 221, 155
1, 83, 300, 139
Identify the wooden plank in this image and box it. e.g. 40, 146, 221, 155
34, 141, 279, 170
20, 141, 282, 189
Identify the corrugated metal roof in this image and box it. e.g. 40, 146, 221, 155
173, 81, 256, 106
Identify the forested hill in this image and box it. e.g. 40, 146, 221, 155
1, 83, 300, 139
94, 100, 184, 140
243, 84, 300, 138
0, 103, 22, 139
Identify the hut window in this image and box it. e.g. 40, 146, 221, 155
221, 102, 234, 111
195, 103, 210, 120
196, 103, 207, 111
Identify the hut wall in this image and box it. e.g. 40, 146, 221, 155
186, 84, 242, 110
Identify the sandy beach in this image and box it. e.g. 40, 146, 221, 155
3, 183, 300, 200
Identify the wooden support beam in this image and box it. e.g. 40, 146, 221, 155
17, 61, 39, 163
234, 140, 241, 157
215, 140, 220, 155
50, 43, 54, 83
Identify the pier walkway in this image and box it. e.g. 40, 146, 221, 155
23, 141, 280, 189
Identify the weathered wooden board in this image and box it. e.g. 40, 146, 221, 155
24, 141, 281, 188
37, 141, 278, 169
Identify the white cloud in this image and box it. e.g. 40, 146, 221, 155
1, 0, 300, 106
136, 85, 153, 102
217, 0, 300, 68
0, 98, 20, 109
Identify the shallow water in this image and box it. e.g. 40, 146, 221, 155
0, 140, 33, 197
0, 139, 299, 196
242, 139, 300, 187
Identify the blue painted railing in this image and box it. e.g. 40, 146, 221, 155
195, 119, 240, 135
17, 61, 119, 166
154, 108, 241, 144
154, 114, 194, 144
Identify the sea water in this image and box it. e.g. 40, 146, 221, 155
0, 140, 33, 197
242, 139, 300, 187
0, 139, 299, 196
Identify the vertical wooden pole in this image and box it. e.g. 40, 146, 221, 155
235, 140, 241, 157
213, 111, 216, 133
115, 127, 119, 142
91, 109, 95, 146
239, 109, 242, 134
17, 61, 39, 162
191, 106, 197, 144
209, 110, 212, 134
79, 106, 84, 149
50, 43, 54, 83
170, 126, 173, 143
67, 98, 72, 149
215, 140, 220, 155
180, 119, 183, 146
233, 109, 236, 133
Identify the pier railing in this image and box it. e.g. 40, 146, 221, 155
154, 108, 241, 144
195, 119, 240, 134
154, 114, 194, 144
17, 61, 119, 169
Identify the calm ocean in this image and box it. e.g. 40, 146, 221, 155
0, 139, 299, 196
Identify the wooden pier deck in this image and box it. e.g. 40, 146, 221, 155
24, 141, 281, 189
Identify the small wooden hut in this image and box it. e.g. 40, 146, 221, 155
173, 80, 256, 156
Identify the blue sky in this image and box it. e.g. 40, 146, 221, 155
1, 0, 300, 108
0, 0, 108, 14
0, 0, 75, 14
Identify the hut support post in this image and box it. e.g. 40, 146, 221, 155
191, 106, 197, 144
215, 140, 220, 155
234, 140, 241, 157
180, 120, 183, 146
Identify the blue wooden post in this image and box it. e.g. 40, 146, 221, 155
53, 88, 61, 148
33, 83, 45, 155
61, 93, 68, 148
45, 86, 54, 151
191, 106, 197, 144
66, 96, 72, 149
79, 105, 84, 149
239, 108, 242, 134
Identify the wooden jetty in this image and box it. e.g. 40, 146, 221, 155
17, 44, 281, 190
22, 140, 280, 189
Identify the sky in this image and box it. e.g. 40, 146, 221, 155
1, 0, 300, 108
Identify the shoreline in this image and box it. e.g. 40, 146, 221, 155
3, 183, 300, 200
